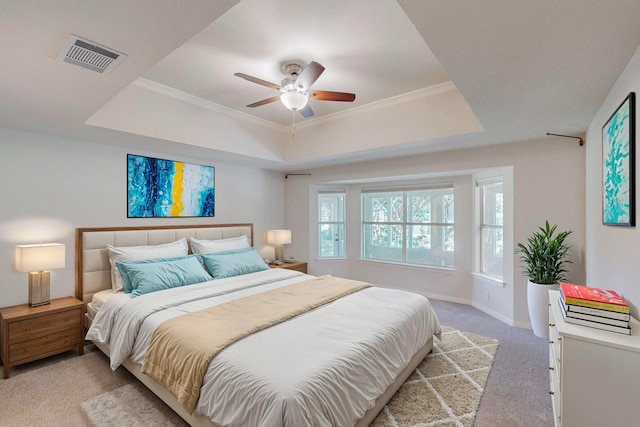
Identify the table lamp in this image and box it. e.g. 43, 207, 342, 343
15, 243, 65, 307
267, 230, 291, 263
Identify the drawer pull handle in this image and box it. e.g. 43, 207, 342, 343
549, 391, 554, 395
549, 366, 555, 371
548, 340, 554, 344
549, 323, 555, 327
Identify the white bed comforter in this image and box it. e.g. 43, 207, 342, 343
86, 269, 441, 427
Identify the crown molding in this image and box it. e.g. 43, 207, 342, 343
133, 78, 457, 133
133, 78, 287, 132
291, 81, 458, 130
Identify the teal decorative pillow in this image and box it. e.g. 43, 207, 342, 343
106, 238, 188, 292
116, 255, 195, 293
199, 247, 269, 279
116, 255, 213, 297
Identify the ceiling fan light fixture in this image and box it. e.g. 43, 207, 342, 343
235, 60, 354, 119
280, 91, 308, 111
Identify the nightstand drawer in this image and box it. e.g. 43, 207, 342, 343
283, 263, 306, 273
270, 261, 307, 273
8, 308, 82, 341
8, 327, 83, 363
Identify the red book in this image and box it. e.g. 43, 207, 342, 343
560, 283, 630, 314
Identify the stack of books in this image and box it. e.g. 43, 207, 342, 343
558, 282, 631, 335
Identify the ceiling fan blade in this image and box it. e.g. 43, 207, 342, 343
309, 91, 356, 102
234, 73, 281, 90
246, 96, 280, 108
299, 104, 314, 118
296, 61, 325, 89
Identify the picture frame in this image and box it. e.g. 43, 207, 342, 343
127, 154, 215, 218
602, 92, 635, 226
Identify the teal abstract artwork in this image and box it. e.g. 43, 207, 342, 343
602, 93, 635, 226
127, 154, 215, 218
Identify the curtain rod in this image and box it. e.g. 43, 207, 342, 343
285, 173, 311, 179
546, 132, 584, 146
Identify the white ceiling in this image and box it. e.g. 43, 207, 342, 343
144, 0, 449, 126
2, 0, 640, 171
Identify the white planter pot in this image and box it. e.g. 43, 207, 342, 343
527, 280, 559, 339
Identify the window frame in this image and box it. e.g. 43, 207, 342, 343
477, 177, 504, 280
361, 185, 454, 268
317, 190, 346, 259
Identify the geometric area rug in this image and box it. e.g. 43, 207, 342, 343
81, 326, 498, 427
81, 381, 188, 427
370, 326, 499, 427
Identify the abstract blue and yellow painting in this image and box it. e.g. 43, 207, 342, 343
602, 92, 635, 226
127, 154, 215, 218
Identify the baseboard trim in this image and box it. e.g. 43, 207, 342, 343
470, 302, 515, 326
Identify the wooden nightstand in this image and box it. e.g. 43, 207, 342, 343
0, 296, 84, 379
270, 261, 307, 274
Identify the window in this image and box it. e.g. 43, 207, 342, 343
478, 178, 503, 279
318, 191, 345, 258
362, 187, 454, 267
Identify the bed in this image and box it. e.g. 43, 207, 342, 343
77, 224, 441, 427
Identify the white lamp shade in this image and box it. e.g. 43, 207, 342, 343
280, 91, 308, 111
267, 230, 292, 245
15, 243, 65, 272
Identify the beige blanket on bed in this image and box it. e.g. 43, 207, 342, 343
141, 276, 371, 413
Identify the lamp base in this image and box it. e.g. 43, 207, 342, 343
275, 245, 284, 263
28, 271, 51, 307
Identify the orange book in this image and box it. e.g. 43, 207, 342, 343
560, 283, 630, 314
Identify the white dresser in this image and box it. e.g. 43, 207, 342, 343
548, 290, 640, 426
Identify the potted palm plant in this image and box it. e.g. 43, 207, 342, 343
517, 221, 572, 338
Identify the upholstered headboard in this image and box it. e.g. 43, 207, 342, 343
75, 224, 253, 304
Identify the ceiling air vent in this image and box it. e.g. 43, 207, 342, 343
56, 34, 127, 74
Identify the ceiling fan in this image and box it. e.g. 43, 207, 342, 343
234, 61, 356, 118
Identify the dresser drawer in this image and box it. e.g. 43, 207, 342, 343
549, 369, 562, 426
8, 308, 82, 341
8, 327, 83, 363
548, 301, 562, 426
548, 344, 561, 392
548, 304, 562, 366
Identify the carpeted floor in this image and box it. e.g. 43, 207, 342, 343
1, 327, 496, 427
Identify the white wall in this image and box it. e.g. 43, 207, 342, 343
0, 127, 285, 307
586, 44, 640, 318
286, 137, 585, 327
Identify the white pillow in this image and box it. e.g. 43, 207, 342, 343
106, 238, 188, 292
190, 235, 250, 254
